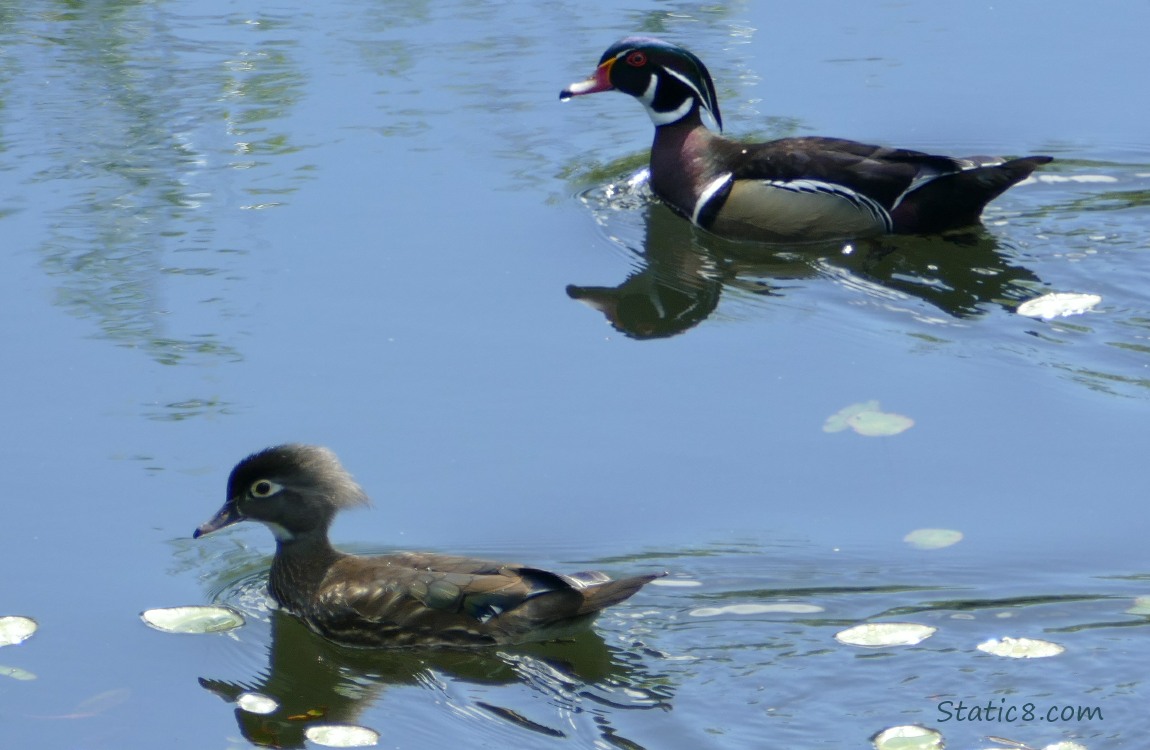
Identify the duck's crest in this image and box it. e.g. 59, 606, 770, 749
232, 444, 370, 509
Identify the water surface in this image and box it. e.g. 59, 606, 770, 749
2, 1, 1149, 748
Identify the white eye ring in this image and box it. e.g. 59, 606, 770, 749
250, 479, 283, 498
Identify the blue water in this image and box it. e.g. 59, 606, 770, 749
2, 1, 1149, 748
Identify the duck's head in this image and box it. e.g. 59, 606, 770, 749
560, 36, 722, 131
193, 444, 369, 543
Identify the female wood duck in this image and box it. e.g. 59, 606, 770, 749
561, 37, 1052, 242
194, 444, 661, 648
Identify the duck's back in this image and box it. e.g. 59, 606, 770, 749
695, 135, 1051, 240
301, 552, 659, 648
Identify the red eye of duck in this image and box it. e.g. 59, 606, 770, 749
625, 51, 646, 67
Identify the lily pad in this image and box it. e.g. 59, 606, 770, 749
140, 605, 244, 634
849, 410, 914, 437
689, 603, 823, 617
824, 401, 914, 437
0, 664, 37, 681
904, 529, 964, 550
1125, 596, 1150, 616
872, 724, 944, 750
304, 724, 380, 747
1017, 292, 1101, 320
976, 636, 1064, 658
237, 692, 279, 714
824, 400, 880, 432
984, 738, 1088, 750
836, 622, 937, 647
752, 603, 824, 614
0, 616, 37, 647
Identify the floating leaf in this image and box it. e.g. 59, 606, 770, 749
823, 400, 879, 433
1126, 596, 1150, 616
825, 401, 914, 437
976, 636, 1064, 658
304, 724, 380, 747
649, 578, 702, 587
0, 664, 37, 681
0, 616, 37, 647
904, 529, 964, 550
1036, 174, 1117, 184
986, 735, 1085, 750
872, 724, 944, 750
141, 605, 244, 634
237, 692, 279, 714
849, 409, 914, 437
689, 603, 823, 617
753, 603, 824, 614
1017, 293, 1101, 320
836, 622, 937, 647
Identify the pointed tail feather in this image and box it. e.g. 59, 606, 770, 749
891, 156, 1051, 233
495, 571, 664, 642
575, 572, 665, 616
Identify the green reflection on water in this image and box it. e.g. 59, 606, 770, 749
4, 2, 314, 366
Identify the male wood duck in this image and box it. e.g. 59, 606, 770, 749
194, 445, 661, 648
561, 37, 1052, 242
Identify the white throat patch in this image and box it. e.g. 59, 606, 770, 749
637, 74, 694, 127
258, 520, 296, 542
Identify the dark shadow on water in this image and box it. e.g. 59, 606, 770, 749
568, 201, 1047, 339
199, 609, 671, 748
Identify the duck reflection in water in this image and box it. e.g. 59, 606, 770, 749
568, 196, 1047, 340
192, 445, 670, 746
199, 608, 671, 748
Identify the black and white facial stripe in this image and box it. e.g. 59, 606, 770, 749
626, 49, 721, 129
